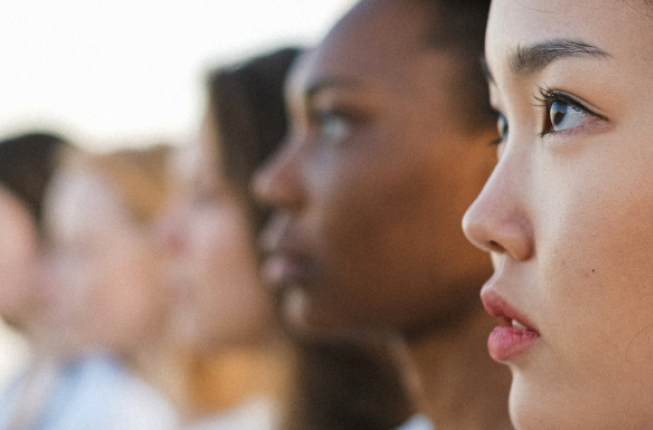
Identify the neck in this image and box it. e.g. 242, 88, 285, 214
403, 303, 514, 430
123, 328, 185, 403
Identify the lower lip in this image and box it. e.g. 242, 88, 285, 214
487, 326, 540, 362
262, 256, 305, 291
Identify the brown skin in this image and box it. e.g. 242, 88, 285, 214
256, 0, 496, 338
255, 1, 513, 429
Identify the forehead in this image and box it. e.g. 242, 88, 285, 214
306, 0, 431, 85
486, 0, 653, 78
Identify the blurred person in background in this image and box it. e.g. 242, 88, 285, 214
159, 46, 415, 430
253, 1, 513, 429
0, 134, 175, 429
18, 144, 179, 429
0, 131, 77, 429
42, 142, 289, 430
0, 133, 64, 338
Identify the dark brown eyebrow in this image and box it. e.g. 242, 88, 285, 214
511, 39, 609, 76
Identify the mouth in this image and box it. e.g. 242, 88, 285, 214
262, 251, 316, 292
260, 215, 315, 292
481, 288, 540, 363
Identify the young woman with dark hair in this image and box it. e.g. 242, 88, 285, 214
463, 0, 653, 429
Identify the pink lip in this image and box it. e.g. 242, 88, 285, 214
262, 252, 304, 289
481, 288, 540, 362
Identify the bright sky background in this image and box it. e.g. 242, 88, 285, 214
0, 0, 354, 151
0, 0, 354, 383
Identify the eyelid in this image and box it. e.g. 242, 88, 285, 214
535, 87, 608, 137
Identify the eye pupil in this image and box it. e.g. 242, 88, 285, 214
550, 101, 568, 127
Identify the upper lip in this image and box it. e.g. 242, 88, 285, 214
261, 213, 303, 257
260, 213, 316, 281
481, 285, 538, 333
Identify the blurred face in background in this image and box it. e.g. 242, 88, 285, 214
0, 185, 40, 329
254, 0, 496, 339
160, 110, 274, 351
40, 166, 166, 355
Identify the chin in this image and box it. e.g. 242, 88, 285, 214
509, 372, 599, 430
280, 288, 372, 343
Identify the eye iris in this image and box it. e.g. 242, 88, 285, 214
321, 114, 350, 144
550, 101, 568, 127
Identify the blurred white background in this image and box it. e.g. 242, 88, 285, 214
0, 0, 353, 151
0, 0, 353, 385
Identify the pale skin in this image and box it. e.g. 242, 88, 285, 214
0, 186, 40, 331
254, 1, 512, 428
463, 1, 653, 429
41, 166, 170, 372
162, 112, 275, 351
159, 111, 290, 420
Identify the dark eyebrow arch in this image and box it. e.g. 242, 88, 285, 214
511, 39, 610, 76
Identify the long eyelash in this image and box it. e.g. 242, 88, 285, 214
533, 86, 605, 137
534, 86, 579, 109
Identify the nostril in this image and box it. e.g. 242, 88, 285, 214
488, 240, 504, 253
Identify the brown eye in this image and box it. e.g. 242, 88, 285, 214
547, 101, 586, 132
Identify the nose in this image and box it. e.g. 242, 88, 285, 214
154, 203, 187, 256
462, 148, 534, 262
253, 135, 305, 212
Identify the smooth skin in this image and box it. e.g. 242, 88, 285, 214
0, 186, 40, 330
463, 1, 653, 429
161, 111, 274, 351
42, 167, 167, 356
255, 0, 497, 339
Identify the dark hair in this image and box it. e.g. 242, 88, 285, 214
0, 132, 67, 229
207, 47, 301, 234
419, 0, 494, 132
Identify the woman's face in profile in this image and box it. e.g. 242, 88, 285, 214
41, 167, 165, 355
161, 112, 274, 351
0, 186, 40, 328
463, 0, 653, 428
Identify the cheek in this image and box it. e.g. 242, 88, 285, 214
535, 144, 653, 385
97, 254, 162, 346
302, 134, 493, 330
0, 221, 37, 309
184, 208, 270, 339
191, 209, 257, 281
